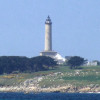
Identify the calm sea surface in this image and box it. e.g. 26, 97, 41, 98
0, 92, 100, 100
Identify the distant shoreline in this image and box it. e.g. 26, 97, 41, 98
0, 66, 100, 94
0, 85, 100, 93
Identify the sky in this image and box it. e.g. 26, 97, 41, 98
0, 0, 100, 61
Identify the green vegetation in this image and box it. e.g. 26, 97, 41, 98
0, 65, 100, 88
0, 56, 57, 74
39, 66, 100, 87
67, 56, 87, 69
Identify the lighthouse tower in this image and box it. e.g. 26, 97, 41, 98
40, 16, 65, 64
40, 16, 57, 57
45, 16, 52, 51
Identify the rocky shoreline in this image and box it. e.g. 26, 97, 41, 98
0, 71, 100, 93
0, 85, 100, 93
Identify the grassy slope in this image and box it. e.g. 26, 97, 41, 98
0, 66, 100, 87
39, 66, 100, 87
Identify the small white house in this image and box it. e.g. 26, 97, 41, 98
86, 61, 98, 66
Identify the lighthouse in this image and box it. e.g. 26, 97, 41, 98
40, 16, 65, 64
45, 16, 52, 51
40, 16, 57, 57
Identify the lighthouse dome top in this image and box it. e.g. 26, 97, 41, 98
45, 16, 52, 24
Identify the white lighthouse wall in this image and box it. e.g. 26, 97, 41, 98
45, 23, 52, 51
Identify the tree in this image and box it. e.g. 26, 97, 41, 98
0, 56, 31, 74
31, 56, 57, 71
67, 56, 86, 69
0, 56, 57, 74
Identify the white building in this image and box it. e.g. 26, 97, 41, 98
85, 61, 98, 66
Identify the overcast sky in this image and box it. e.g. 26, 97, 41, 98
0, 0, 100, 61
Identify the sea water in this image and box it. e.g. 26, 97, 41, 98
0, 92, 100, 100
